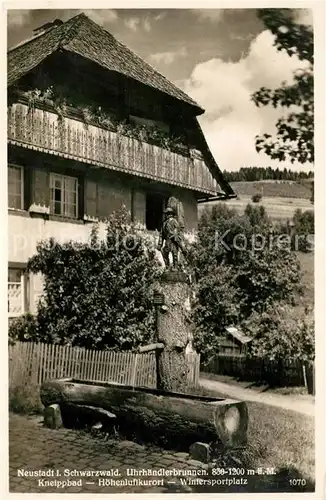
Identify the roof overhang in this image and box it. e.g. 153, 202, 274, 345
197, 193, 237, 203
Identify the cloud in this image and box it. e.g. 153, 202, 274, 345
181, 30, 311, 171
7, 9, 118, 29
149, 47, 187, 65
7, 10, 31, 27
124, 13, 164, 33
125, 17, 140, 32
246, 30, 310, 90
153, 12, 166, 22
59, 9, 118, 25
194, 9, 225, 23
143, 18, 151, 33
124, 15, 153, 33
82, 10, 118, 26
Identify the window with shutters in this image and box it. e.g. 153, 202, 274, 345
8, 165, 24, 209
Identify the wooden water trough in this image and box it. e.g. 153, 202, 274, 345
40, 378, 248, 449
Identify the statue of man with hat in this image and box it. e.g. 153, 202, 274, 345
157, 204, 187, 270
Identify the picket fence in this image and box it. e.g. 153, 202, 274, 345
9, 342, 200, 389
201, 354, 315, 395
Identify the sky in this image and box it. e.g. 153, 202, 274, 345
7, 8, 313, 172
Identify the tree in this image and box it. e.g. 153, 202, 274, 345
244, 303, 314, 363
244, 203, 268, 226
222, 166, 311, 182
292, 208, 314, 252
252, 9, 313, 164
192, 265, 242, 359
191, 203, 302, 359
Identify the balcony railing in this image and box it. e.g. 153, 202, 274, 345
8, 282, 24, 317
8, 102, 220, 195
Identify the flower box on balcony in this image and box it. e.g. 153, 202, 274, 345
8, 102, 219, 196
28, 204, 50, 215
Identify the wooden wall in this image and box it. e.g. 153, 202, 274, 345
8, 102, 219, 196
8, 145, 198, 231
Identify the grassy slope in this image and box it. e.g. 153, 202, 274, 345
297, 251, 314, 306
289, 251, 314, 324
246, 402, 314, 482
226, 197, 313, 221
193, 384, 315, 493
199, 194, 313, 222
230, 180, 312, 199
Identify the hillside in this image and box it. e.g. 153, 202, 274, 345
200, 196, 313, 221
230, 180, 312, 199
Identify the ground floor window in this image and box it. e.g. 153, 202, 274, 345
8, 164, 24, 210
50, 173, 78, 218
8, 267, 27, 317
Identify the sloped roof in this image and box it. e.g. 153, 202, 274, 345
8, 13, 236, 199
7, 13, 203, 112
225, 326, 253, 344
194, 119, 236, 198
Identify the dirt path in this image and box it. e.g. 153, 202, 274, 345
200, 377, 314, 417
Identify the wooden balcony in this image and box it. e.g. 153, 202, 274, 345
8, 102, 219, 196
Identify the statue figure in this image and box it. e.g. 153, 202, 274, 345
158, 203, 187, 270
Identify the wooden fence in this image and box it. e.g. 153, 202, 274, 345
9, 342, 200, 390
201, 354, 315, 395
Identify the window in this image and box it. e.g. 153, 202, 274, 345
8, 165, 23, 209
8, 268, 25, 317
50, 173, 78, 218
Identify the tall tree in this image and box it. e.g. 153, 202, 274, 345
252, 9, 313, 164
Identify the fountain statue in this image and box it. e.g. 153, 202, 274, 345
157, 197, 187, 271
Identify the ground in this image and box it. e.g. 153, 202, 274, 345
230, 180, 312, 200
197, 377, 315, 491
200, 371, 314, 397
199, 376, 314, 416
193, 246, 315, 491
201, 194, 313, 221
9, 407, 315, 494
199, 179, 313, 221
9, 413, 203, 494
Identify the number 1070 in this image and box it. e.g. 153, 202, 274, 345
289, 479, 307, 486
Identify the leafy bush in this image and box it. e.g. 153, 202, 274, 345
273, 209, 314, 254
244, 203, 269, 228
9, 314, 38, 345
192, 266, 241, 358
276, 209, 314, 253
27, 207, 162, 350
244, 303, 314, 363
293, 208, 314, 233
292, 209, 314, 252
192, 203, 302, 359
251, 193, 262, 203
